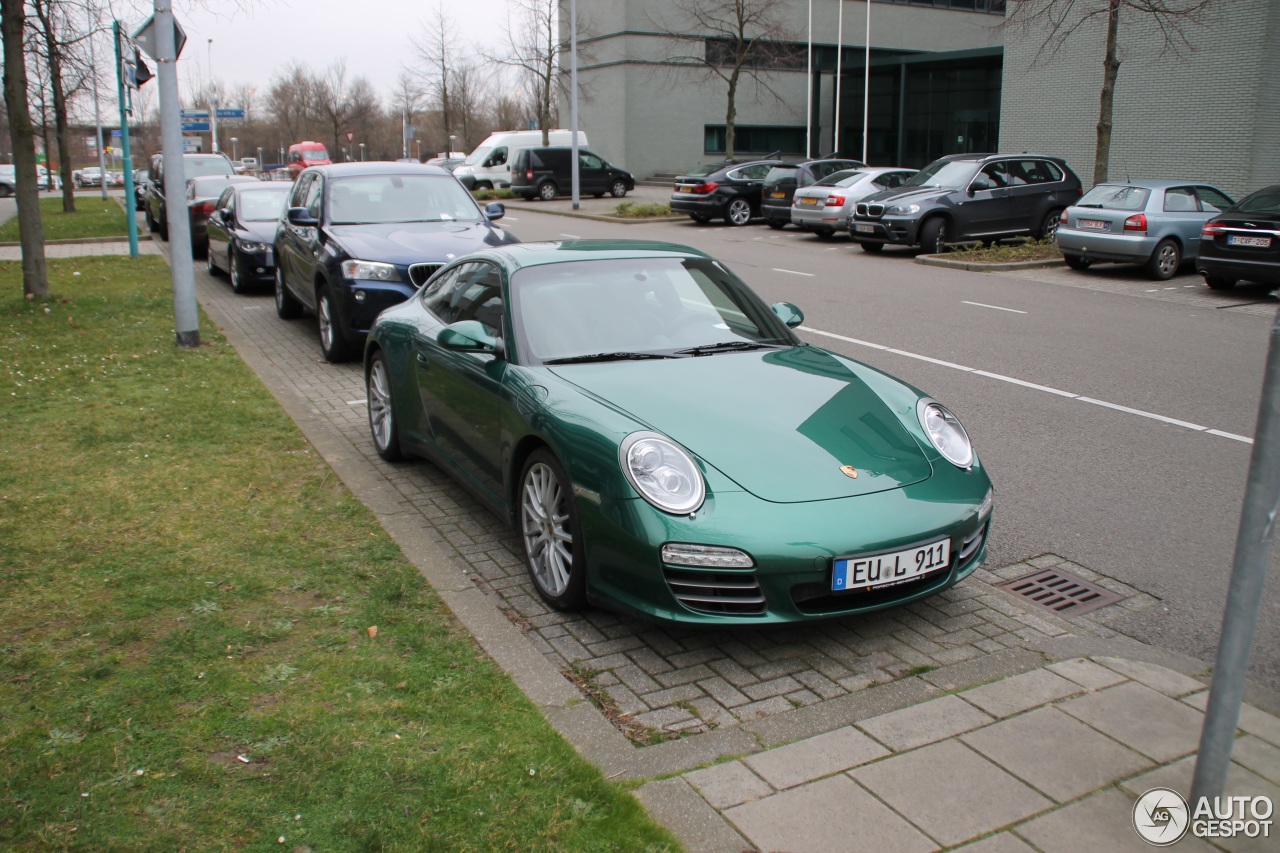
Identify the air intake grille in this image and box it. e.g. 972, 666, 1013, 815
408, 263, 444, 287
663, 567, 766, 616
996, 568, 1121, 616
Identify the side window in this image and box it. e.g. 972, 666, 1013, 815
421, 266, 466, 319
489, 146, 508, 166
304, 176, 323, 218
879, 171, 909, 189
1036, 161, 1064, 182
1163, 187, 1198, 212
1195, 186, 1234, 213
216, 188, 234, 213
579, 152, 603, 170
421, 263, 504, 335
743, 163, 772, 180
289, 173, 313, 208
974, 163, 1008, 190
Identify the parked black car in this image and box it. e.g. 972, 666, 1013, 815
510, 147, 635, 200
760, 158, 864, 228
205, 181, 295, 293
670, 157, 786, 225
145, 153, 236, 240
1198, 184, 1280, 290
274, 162, 518, 363
849, 153, 1083, 253
132, 168, 149, 210
185, 175, 260, 257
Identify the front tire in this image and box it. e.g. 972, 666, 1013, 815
366, 351, 403, 462
317, 283, 357, 363
274, 264, 302, 319
1147, 239, 1181, 280
725, 198, 752, 226
919, 217, 948, 254
537, 181, 558, 201
206, 246, 220, 276
610, 180, 628, 198
229, 248, 249, 294
858, 241, 884, 254
519, 450, 587, 611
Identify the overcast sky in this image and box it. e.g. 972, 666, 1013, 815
114, 0, 516, 105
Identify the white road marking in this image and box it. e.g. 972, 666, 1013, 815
799, 325, 1252, 444
772, 268, 814, 277
346, 400, 365, 406
962, 301, 1027, 314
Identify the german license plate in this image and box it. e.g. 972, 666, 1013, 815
832, 539, 950, 592
855, 223, 875, 233
1080, 219, 1108, 230
1228, 235, 1271, 248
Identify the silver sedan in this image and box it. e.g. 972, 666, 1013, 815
1056, 180, 1235, 280
791, 167, 916, 238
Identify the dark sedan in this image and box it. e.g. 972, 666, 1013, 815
1198, 185, 1280, 290
760, 158, 864, 229
185, 174, 260, 257
205, 182, 294, 293
133, 168, 149, 210
274, 161, 519, 363
670, 157, 785, 226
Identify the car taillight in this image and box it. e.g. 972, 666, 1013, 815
1123, 213, 1147, 232
1201, 222, 1228, 237
193, 202, 214, 216
1059, 210, 1069, 225
695, 181, 718, 194
526, 169, 533, 180
825, 195, 845, 206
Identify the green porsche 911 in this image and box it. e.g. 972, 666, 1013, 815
363, 240, 992, 624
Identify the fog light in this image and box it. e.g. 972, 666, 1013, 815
661, 543, 754, 568
353, 290, 366, 302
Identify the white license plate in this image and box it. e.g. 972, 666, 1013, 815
832, 539, 950, 592
1080, 219, 1108, 230
1228, 235, 1271, 248
679, 186, 693, 193
855, 223, 875, 233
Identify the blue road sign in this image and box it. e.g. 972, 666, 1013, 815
215, 108, 245, 119
180, 108, 209, 119
181, 121, 210, 132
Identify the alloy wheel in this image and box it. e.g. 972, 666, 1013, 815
521, 462, 573, 597
727, 199, 751, 226
367, 357, 396, 455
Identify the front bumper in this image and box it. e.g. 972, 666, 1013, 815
850, 216, 923, 246
1056, 228, 1158, 264
344, 279, 417, 333
578, 474, 992, 625
235, 248, 277, 283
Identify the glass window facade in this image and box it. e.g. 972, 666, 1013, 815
704, 125, 806, 156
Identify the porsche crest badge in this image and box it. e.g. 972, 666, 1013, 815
840, 465, 858, 479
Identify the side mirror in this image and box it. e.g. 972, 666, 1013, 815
439, 320, 502, 356
485, 202, 505, 221
771, 301, 804, 328
286, 207, 318, 226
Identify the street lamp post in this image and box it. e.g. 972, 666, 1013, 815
449, 134, 456, 156
231, 137, 238, 161
359, 142, 365, 161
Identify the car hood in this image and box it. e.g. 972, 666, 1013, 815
328, 221, 516, 264
550, 346, 933, 503
239, 221, 279, 243
861, 185, 953, 206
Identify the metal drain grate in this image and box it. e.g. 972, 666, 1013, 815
996, 568, 1122, 616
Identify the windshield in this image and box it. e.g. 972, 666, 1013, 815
302, 149, 329, 162
764, 165, 800, 184
511, 257, 797, 364
1236, 191, 1280, 217
186, 157, 234, 178
239, 187, 293, 221
462, 146, 492, 167
328, 174, 483, 225
814, 170, 864, 188
1077, 185, 1150, 211
903, 160, 981, 190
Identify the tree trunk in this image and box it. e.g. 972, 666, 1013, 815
33, 0, 76, 212
1094, 0, 1121, 185
725, 70, 739, 159
1, 0, 50, 299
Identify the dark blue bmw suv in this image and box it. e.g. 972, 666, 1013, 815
274, 162, 518, 362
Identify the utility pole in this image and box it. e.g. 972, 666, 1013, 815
569, 0, 579, 210
112, 20, 138, 257
88, 5, 108, 200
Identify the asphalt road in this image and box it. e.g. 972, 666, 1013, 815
499, 201, 1280, 688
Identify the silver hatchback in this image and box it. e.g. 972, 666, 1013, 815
791, 167, 916, 238
1056, 180, 1235, 280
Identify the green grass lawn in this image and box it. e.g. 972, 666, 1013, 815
0, 257, 679, 852
936, 236, 1062, 262
0, 196, 131, 242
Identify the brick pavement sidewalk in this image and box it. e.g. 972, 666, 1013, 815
17, 236, 1280, 852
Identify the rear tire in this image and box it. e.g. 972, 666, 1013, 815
725, 198, 752, 226
1204, 275, 1237, 290
317, 283, 357, 363
1146, 239, 1181, 281
537, 181, 558, 201
474, 181, 493, 191
919, 218, 947, 254
274, 264, 302, 319
1035, 208, 1064, 240
1064, 254, 1092, 270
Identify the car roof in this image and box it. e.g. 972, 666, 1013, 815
463, 239, 713, 272
937, 152, 1067, 164
1085, 178, 1222, 190
300, 161, 453, 178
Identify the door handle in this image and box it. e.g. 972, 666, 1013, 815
415, 351, 430, 369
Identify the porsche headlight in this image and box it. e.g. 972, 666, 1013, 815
341, 259, 401, 282
916, 400, 974, 469
886, 203, 921, 216
620, 432, 705, 514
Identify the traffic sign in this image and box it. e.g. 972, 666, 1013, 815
215, 108, 245, 119
345, 130, 355, 142
180, 108, 209, 119
181, 121, 210, 132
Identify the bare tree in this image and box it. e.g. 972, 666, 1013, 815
30, 0, 93, 211
482, 0, 564, 145
1003, 0, 1218, 184
264, 62, 315, 144
649, 0, 796, 159
2, 0, 50, 298
409, 5, 459, 141
312, 62, 378, 160
390, 71, 424, 158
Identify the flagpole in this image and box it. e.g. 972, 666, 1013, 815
863, 0, 871, 164
835, 0, 845, 155
806, 0, 813, 158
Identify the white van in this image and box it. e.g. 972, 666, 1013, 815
453, 130, 587, 189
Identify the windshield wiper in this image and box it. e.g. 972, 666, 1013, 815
544, 351, 676, 365
675, 341, 785, 356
